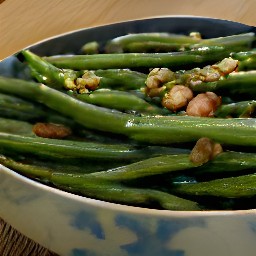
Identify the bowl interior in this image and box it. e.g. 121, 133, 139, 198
0, 16, 255, 216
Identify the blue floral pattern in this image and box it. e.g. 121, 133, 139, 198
71, 211, 105, 240
68, 209, 206, 256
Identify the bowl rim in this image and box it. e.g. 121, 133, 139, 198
1, 15, 256, 217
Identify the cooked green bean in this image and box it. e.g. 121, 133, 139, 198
44, 46, 235, 71
51, 169, 202, 210
231, 49, 256, 60
126, 115, 256, 146
105, 32, 201, 53
0, 154, 200, 210
0, 154, 52, 179
0, 153, 130, 175
93, 69, 146, 90
19, 50, 147, 91
105, 32, 255, 53
69, 89, 165, 115
81, 41, 99, 54
191, 32, 255, 51
18, 49, 81, 89
0, 117, 34, 136
173, 173, 256, 198
0, 76, 128, 133
118, 41, 187, 53
191, 71, 256, 98
93, 151, 256, 181
87, 154, 195, 181
1, 76, 256, 147
193, 151, 256, 176
2, 29, 256, 211
0, 92, 48, 121
0, 132, 187, 161
231, 49, 256, 71
215, 100, 256, 118
56, 180, 201, 211
0, 91, 74, 126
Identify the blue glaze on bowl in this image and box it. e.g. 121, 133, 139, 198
0, 16, 256, 256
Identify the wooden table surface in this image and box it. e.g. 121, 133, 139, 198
1, 0, 256, 60
0, 0, 256, 255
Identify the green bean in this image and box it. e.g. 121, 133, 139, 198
0, 154, 200, 210
0, 153, 129, 175
230, 49, 256, 71
69, 89, 165, 115
19, 50, 147, 91
0, 92, 47, 121
0, 91, 73, 126
191, 32, 255, 51
1, 151, 193, 183
18, 49, 81, 89
105, 32, 200, 53
215, 100, 256, 118
194, 151, 256, 176
126, 115, 256, 146
44, 46, 235, 71
94, 69, 147, 90
1, 76, 256, 147
87, 154, 195, 181
49, 172, 200, 211
0, 76, 128, 133
0, 117, 34, 136
119, 41, 187, 53
105, 32, 255, 53
81, 41, 99, 54
0, 130, 191, 161
0, 154, 52, 180
231, 49, 256, 61
89, 150, 256, 184
235, 51, 256, 71
173, 173, 256, 198
63, 184, 198, 210
191, 71, 256, 98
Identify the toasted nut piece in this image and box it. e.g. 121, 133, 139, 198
189, 137, 223, 164
162, 85, 193, 111
200, 65, 221, 82
186, 92, 221, 117
76, 70, 101, 93
212, 57, 238, 75
146, 68, 174, 97
33, 123, 72, 139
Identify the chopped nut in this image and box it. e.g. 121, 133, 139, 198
147, 86, 166, 98
200, 65, 221, 82
186, 92, 221, 117
33, 123, 72, 139
162, 85, 193, 111
212, 57, 238, 75
189, 137, 223, 164
146, 68, 174, 97
212, 143, 223, 158
184, 68, 206, 87
75, 70, 101, 93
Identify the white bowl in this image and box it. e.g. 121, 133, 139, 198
0, 16, 256, 256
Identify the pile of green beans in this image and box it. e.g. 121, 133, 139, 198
1, 31, 256, 211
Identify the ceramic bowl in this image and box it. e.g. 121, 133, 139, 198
0, 16, 256, 256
